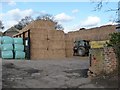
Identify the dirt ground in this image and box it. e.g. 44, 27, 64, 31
1, 57, 118, 89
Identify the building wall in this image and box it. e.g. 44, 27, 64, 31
0, 32, 3, 36
88, 47, 117, 77
4, 31, 19, 37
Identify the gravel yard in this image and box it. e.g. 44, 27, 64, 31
1, 57, 118, 89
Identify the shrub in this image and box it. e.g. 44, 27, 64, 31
109, 32, 120, 71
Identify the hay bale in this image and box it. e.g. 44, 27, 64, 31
13, 38, 23, 44
30, 28, 48, 40
1, 44, 13, 51
15, 51, 25, 59
2, 51, 13, 59
33, 20, 55, 30
65, 49, 73, 57
65, 34, 73, 41
47, 49, 65, 58
31, 48, 66, 59
48, 30, 65, 40
31, 40, 48, 50
14, 44, 24, 51
31, 49, 48, 60
2, 36, 13, 44
48, 40, 65, 50
65, 41, 74, 49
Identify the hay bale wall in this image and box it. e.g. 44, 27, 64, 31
30, 24, 65, 59
13, 20, 116, 59
65, 25, 116, 57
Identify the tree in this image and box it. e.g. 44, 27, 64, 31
36, 14, 64, 30
108, 32, 120, 72
0, 20, 4, 30
55, 24, 64, 30
14, 16, 33, 30
91, 0, 118, 11
91, 0, 119, 28
36, 14, 54, 21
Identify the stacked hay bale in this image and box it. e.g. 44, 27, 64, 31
13, 38, 25, 59
1, 36, 14, 59
65, 32, 74, 57
47, 30, 65, 58
65, 25, 116, 58
30, 28, 48, 59
30, 27, 65, 59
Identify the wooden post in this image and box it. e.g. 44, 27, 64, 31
19, 34, 21, 37
23, 32, 25, 47
28, 30, 31, 59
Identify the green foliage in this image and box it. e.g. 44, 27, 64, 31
109, 32, 120, 71
109, 32, 120, 46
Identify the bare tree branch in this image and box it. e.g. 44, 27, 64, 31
91, 0, 112, 11
14, 16, 33, 30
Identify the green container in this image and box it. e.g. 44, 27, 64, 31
0, 37, 2, 44
14, 44, 24, 51
1, 44, 13, 51
15, 51, 25, 59
13, 38, 23, 44
2, 51, 13, 59
2, 36, 13, 44
0, 43, 1, 50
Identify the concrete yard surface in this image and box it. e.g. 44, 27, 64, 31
2, 57, 117, 88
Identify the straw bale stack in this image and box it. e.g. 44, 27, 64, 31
30, 28, 48, 40
65, 49, 73, 57
47, 49, 65, 58
47, 29, 66, 59
65, 34, 73, 41
65, 32, 75, 57
30, 28, 66, 59
48, 30, 65, 40
31, 49, 48, 59
30, 27, 48, 59
65, 41, 74, 49
31, 40, 48, 50
65, 38, 74, 57
48, 40, 65, 50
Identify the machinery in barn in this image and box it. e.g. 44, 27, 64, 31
73, 40, 90, 56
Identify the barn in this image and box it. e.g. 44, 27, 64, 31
13, 20, 66, 60
4, 27, 19, 37
13, 20, 116, 60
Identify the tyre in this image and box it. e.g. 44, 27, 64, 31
78, 47, 86, 56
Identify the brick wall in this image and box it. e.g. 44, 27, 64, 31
103, 47, 117, 74
88, 47, 117, 77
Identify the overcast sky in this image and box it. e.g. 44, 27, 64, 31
0, 0, 118, 33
